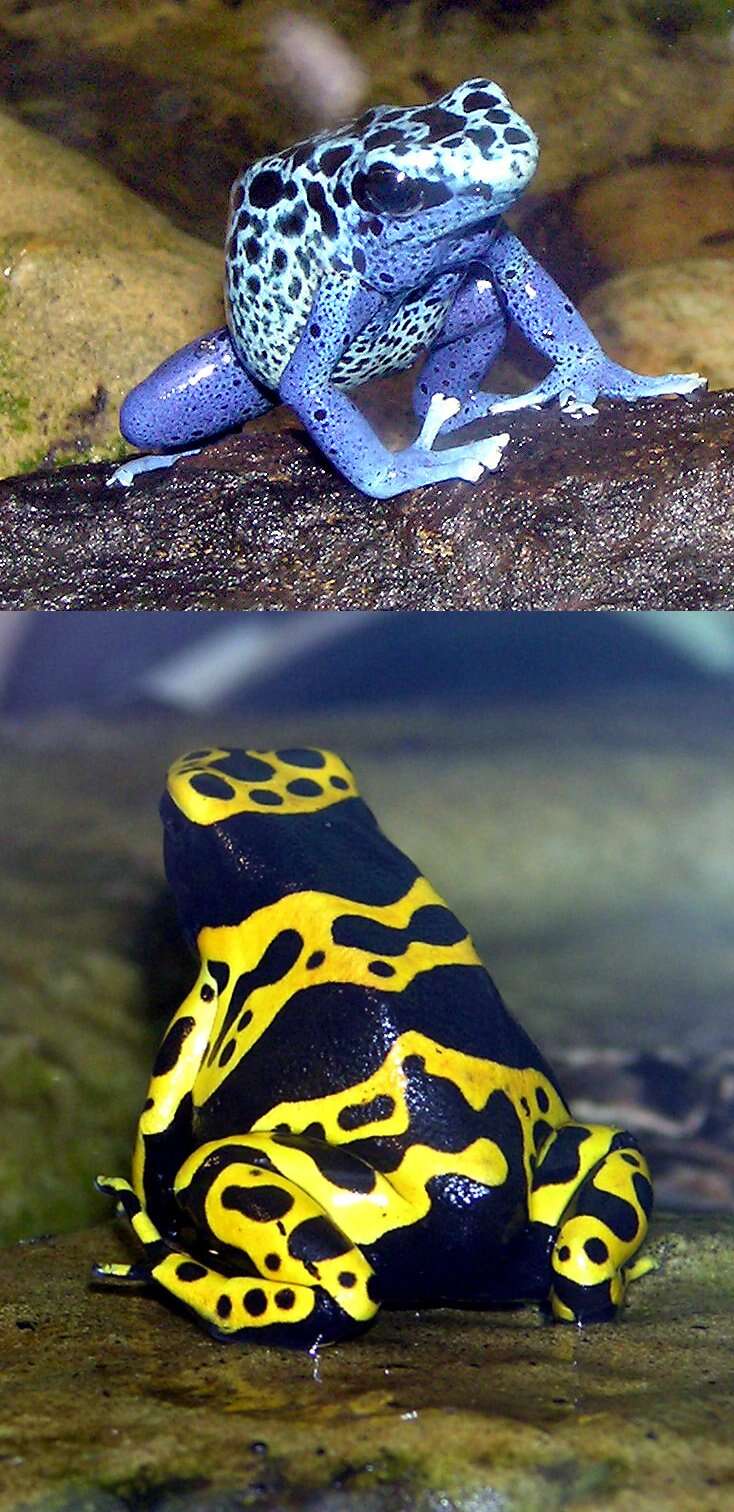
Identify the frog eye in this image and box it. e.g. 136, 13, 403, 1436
357, 164, 423, 217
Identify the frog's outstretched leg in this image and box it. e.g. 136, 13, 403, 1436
412, 272, 512, 432
529, 1122, 654, 1323
93, 1140, 381, 1347
280, 271, 510, 498
485, 225, 706, 414
108, 326, 273, 487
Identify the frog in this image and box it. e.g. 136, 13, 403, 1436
109, 77, 704, 500
93, 745, 654, 1348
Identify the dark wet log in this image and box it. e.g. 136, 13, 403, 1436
0, 390, 729, 609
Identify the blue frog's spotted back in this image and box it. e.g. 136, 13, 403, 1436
112, 78, 705, 500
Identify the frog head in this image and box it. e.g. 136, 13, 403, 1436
159, 746, 363, 946
322, 78, 538, 289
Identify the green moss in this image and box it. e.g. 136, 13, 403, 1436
0, 384, 31, 435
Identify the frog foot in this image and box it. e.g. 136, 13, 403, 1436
92, 1175, 170, 1284
490, 357, 707, 416
106, 449, 201, 488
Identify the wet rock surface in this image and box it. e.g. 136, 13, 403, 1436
0, 390, 728, 610
1, 1215, 732, 1511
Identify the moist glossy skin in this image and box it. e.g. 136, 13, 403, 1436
93, 746, 654, 1348
113, 78, 704, 499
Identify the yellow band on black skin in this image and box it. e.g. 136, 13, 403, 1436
93, 745, 654, 1345
167, 746, 358, 823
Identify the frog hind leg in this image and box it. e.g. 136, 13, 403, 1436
529, 1123, 654, 1324
413, 271, 511, 432
108, 326, 273, 488
93, 1150, 379, 1348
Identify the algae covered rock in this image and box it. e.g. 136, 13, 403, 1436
0, 109, 222, 478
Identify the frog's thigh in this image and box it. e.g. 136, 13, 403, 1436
413, 273, 507, 428
531, 1123, 654, 1323
173, 1136, 381, 1334
120, 326, 272, 450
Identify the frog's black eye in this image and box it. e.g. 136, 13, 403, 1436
356, 165, 423, 217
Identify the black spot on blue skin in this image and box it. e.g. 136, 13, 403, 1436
288, 274, 302, 299
273, 248, 287, 272
464, 89, 501, 111
244, 1288, 268, 1316
505, 127, 531, 144
247, 275, 261, 296
487, 109, 510, 124
363, 126, 408, 150
338, 1094, 395, 1131
249, 169, 286, 209
153, 1015, 195, 1077
419, 181, 453, 209
466, 127, 498, 152
288, 1216, 351, 1263
333, 182, 350, 209
352, 247, 366, 274
276, 748, 327, 768
411, 105, 467, 142
190, 773, 236, 800
306, 179, 339, 239
177, 1261, 207, 1282
278, 207, 307, 238
287, 778, 323, 797
221, 1183, 295, 1221
319, 144, 353, 175
290, 141, 313, 170
245, 236, 261, 263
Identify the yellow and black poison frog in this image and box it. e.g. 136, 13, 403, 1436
94, 747, 654, 1348
110, 78, 705, 500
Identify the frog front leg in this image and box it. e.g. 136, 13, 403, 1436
108, 326, 273, 487
529, 1121, 654, 1323
94, 1132, 387, 1347
485, 223, 706, 414
279, 271, 510, 499
94, 961, 220, 1257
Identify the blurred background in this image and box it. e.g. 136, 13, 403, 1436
1, 607, 733, 1245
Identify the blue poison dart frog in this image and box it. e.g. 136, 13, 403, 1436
93, 746, 655, 1348
108, 78, 705, 499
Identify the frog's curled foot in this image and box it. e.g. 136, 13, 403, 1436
489, 354, 707, 417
